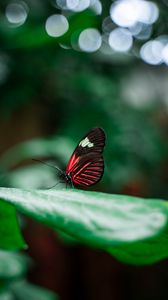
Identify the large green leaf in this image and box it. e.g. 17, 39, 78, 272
0, 200, 26, 250
108, 232, 168, 265
0, 188, 168, 264
0, 188, 167, 250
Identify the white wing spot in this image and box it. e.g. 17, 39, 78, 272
79, 137, 94, 148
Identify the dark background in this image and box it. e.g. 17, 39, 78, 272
1, 0, 168, 299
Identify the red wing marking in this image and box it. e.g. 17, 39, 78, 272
71, 162, 90, 178
70, 155, 104, 186
66, 154, 79, 173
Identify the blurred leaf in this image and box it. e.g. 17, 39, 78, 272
0, 251, 28, 279
0, 137, 75, 169
9, 165, 59, 189
0, 24, 52, 49
0, 290, 14, 300
0, 188, 168, 265
11, 280, 58, 300
0, 200, 26, 250
0, 251, 59, 299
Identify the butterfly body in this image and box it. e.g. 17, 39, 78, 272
59, 172, 73, 187
62, 127, 105, 187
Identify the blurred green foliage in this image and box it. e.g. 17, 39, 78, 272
0, 1, 168, 299
0, 1, 167, 196
0, 200, 25, 249
0, 250, 58, 299
0, 0, 168, 196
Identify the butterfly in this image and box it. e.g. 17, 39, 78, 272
34, 127, 105, 188
60, 127, 105, 187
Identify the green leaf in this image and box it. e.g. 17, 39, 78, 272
108, 232, 168, 265
0, 188, 166, 245
0, 200, 26, 250
0, 252, 59, 299
0, 251, 28, 279
11, 280, 58, 300
0, 187, 168, 264
0, 290, 14, 300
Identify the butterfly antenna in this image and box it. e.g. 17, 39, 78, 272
32, 158, 63, 174
46, 181, 65, 190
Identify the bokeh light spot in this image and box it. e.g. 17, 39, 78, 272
139, 1, 159, 24
71, 0, 90, 11
5, 1, 28, 26
129, 23, 152, 40
90, 0, 102, 15
109, 28, 133, 52
56, 0, 90, 10
140, 40, 164, 65
110, 0, 139, 27
110, 0, 159, 27
66, 0, 79, 9
78, 28, 102, 52
45, 14, 69, 37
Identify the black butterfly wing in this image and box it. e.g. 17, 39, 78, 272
66, 127, 105, 187
66, 127, 105, 174
77, 127, 105, 154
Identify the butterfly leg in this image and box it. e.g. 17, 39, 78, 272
70, 177, 74, 188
